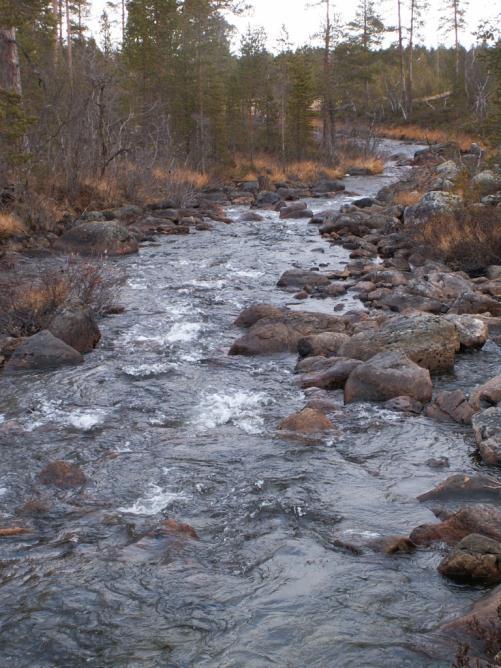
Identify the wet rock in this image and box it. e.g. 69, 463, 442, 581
339, 314, 459, 372
38, 460, 86, 489
297, 332, 350, 358
277, 269, 330, 290
278, 407, 333, 435
344, 351, 433, 404
409, 505, 501, 546
383, 396, 424, 414
353, 197, 375, 208
239, 211, 264, 222
229, 311, 346, 356
472, 407, 501, 466
369, 535, 417, 555
427, 390, 475, 425
234, 303, 285, 328
54, 221, 139, 256
48, 304, 101, 354
439, 534, 501, 584
470, 376, 501, 412
279, 203, 314, 219
444, 314, 489, 350
426, 457, 450, 469
0, 527, 30, 537
4, 330, 83, 374
299, 358, 362, 390
254, 191, 280, 208
418, 474, 501, 502
403, 191, 462, 225
150, 519, 199, 540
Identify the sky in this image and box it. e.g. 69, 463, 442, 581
88, 0, 499, 51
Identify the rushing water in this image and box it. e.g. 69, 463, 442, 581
0, 141, 500, 667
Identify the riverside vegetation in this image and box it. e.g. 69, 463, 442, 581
0, 1, 501, 667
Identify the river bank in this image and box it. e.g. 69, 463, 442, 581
0, 139, 500, 667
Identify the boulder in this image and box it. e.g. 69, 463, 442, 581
449, 291, 501, 317
383, 396, 424, 414
299, 358, 362, 390
470, 376, 501, 411
487, 266, 501, 280
48, 304, 101, 354
471, 170, 501, 194
229, 311, 346, 356
472, 407, 501, 466
353, 197, 374, 208
339, 314, 460, 372
277, 269, 330, 290
435, 160, 460, 180
439, 534, 501, 584
403, 191, 462, 225
418, 474, 501, 503
3, 330, 83, 374
38, 460, 86, 489
234, 304, 285, 328
428, 390, 475, 425
297, 332, 351, 358
410, 505, 501, 546
444, 314, 489, 350
314, 180, 345, 193
54, 221, 139, 256
279, 204, 314, 219
239, 212, 264, 222
344, 351, 432, 404
278, 407, 333, 434
255, 191, 280, 208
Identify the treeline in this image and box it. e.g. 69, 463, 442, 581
0, 0, 500, 200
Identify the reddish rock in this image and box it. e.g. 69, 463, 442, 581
297, 332, 351, 359
429, 390, 475, 425
0, 527, 30, 537
38, 461, 87, 489
151, 519, 199, 540
234, 303, 285, 328
410, 505, 501, 546
470, 375, 501, 412
438, 534, 501, 584
300, 358, 362, 390
278, 407, 333, 435
277, 269, 330, 290
344, 352, 433, 404
418, 475, 501, 503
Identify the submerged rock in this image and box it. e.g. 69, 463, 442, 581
4, 330, 83, 374
417, 474, 501, 502
38, 461, 86, 489
344, 351, 433, 404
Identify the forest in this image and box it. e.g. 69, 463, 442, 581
0, 0, 500, 224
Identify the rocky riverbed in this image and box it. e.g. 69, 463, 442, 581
0, 139, 500, 667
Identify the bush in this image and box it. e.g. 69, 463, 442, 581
411, 205, 501, 274
0, 257, 124, 338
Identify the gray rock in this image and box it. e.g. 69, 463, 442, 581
48, 304, 101, 354
4, 330, 83, 374
277, 269, 330, 290
472, 407, 501, 466
54, 221, 139, 256
403, 191, 462, 225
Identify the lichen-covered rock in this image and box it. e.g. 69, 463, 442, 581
403, 191, 462, 225
54, 221, 139, 256
339, 314, 460, 372
444, 314, 489, 350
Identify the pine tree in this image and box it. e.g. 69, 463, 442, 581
287, 49, 315, 161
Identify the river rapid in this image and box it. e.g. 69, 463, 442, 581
0, 140, 500, 667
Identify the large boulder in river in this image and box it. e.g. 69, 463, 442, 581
54, 221, 139, 256
278, 407, 333, 435
470, 375, 501, 412
234, 303, 286, 328
438, 534, 501, 584
299, 358, 362, 390
339, 314, 460, 372
418, 474, 501, 503
279, 203, 314, 219
4, 330, 83, 374
48, 303, 101, 354
444, 314, 489, 350
277, 269, 330, 291
403, 191, 462, 225
472, 407, 501, 466
344, 351, 433, 404
229, 311, 347, 356
297, 332, 350, 358
409, 505, 501, 546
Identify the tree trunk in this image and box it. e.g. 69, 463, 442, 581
407, 0, 415, 117
65, 0, 73, 81
0, 28, 22, 96
397, 0, 406, 118
51, 0, 60, 64
322, 0, 336, 163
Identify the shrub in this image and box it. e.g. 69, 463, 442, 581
411, 205, 501, 274
0, 257, 124, 338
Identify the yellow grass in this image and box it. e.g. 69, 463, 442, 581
393, 190, 425, 206
0, 212, 25, 239
377, 124, 478, 152
339, 156, 385, 175
152, 166, 209, 190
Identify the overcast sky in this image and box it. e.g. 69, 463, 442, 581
89, 0, 499, 50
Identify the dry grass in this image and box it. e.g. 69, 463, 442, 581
377, 124, 478, 152
339, 156, 385, 175
0, 257, 123, 338
412, 206, 501, 274
0, 212, 25, 240
393, 190, 426, 206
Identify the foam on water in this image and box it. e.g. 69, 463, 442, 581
23, 401, 107, 432
0, 414, 4, 425
164, 322, 202, 343
122, 362, 173, 378
118, 483, 185, 515
121, 321, 202, 347
192, 390, 271, 434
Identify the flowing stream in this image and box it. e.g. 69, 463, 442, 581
1, 140, 500, 667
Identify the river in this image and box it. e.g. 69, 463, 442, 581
0, 140, 500, 667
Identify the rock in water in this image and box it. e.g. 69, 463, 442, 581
54, 221, 139, 256
48, 304, 101, 353
344, 351, 433, 404
278, 407, 333, 435
3, 330, 83, 374
438, 534, 501, 584
339, 314, 460, 372
38, 461, 87, 489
